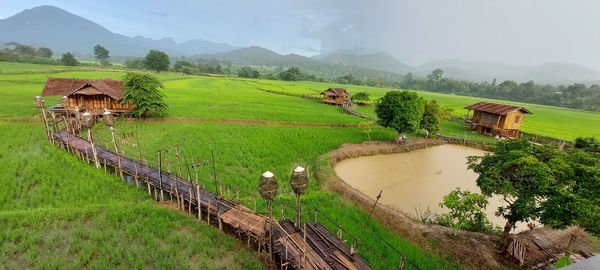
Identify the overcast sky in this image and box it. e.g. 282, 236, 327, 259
2, 0, 600, 69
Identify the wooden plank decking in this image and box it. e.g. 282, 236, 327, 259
52, 130, 372, 270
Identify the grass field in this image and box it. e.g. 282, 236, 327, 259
1, 61, 598, 269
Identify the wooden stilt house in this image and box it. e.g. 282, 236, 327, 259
465, 102, 531, 138
41, 78, 132, 115
321, 88, 351, 105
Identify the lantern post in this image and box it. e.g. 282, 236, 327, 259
258, 171, 278, 261
81, 112, 100, 168
291, 166, 308, 227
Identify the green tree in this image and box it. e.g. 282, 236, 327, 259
427, 68, 444, 88
279, 67, 302, 81
438, 188, 497, 233
61, 52, 79, 66
143, 50, 170, 73
36, 47, 53, 58
94, 44, 110, 66
468, 139, 600, 236
238, 67, 260, 78
420, 100, 441, 136
375, 91, 425, 141
121, 72, 168, 117
351, 92, 370, 104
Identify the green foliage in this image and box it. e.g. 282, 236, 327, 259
427, 68, 444, 88
375, 90, 425, 135
93, 44, 110, 66
574, 137, 599, 151
61, 52, 79, 66
36, 47, 53, 58
172, 59, 229, 75
438, 188, 498, 233
468, 139, 600, 235
336, 74, 362, 85
420, 100, 441, 136
351, 91, 370, 104
237, 66, 260, 78
279, 67, 302, 81
121, 72, 168, 117
143, 50, 170, 73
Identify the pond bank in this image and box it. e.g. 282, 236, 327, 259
316, 139, 596, 269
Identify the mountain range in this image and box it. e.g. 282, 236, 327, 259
0, 5, 238, 56
2, 5, 600, 84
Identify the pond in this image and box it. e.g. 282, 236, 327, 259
334, 144, 525, 231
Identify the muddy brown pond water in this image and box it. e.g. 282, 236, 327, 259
334, 144, 527, 232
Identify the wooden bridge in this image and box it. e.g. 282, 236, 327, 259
51, 129, 372, 270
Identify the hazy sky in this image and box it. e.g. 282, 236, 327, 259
2, 0, 600, 69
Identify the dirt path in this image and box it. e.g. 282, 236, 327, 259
318, 139, 597, 269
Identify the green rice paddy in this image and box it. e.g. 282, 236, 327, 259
0, 61, 598, 269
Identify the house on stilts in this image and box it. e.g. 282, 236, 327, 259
465, 101, 531, 138
40, 78, 132, 115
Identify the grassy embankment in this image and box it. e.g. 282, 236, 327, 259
1, 62, 599, 269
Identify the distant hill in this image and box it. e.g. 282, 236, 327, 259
0, 5, 238, 57
315, 51, 412, 75
417, 59, 600, 84
197, 46, 404, 80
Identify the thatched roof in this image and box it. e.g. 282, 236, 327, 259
465, 102, 531, 115
41, 78, 125, 100
321, 88, 350, 98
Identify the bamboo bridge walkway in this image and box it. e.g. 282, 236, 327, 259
51, 129, 372, 270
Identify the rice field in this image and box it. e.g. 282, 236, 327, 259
1, 61, 598, 269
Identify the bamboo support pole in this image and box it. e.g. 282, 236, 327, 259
188, 188, 192, 214
196, 185, 202, 220
87, 129, 100, 169
158, 151, 164, 202
111, 128, 123, 180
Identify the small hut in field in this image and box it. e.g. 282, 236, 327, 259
465, 101, 531, 138
41, 78, 132, 115
321, 88, 351, 105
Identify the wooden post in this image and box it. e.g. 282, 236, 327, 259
157, 150, 164, 202
134, 162, 139, 188
166, 158, 172, 202
192, 158, 199, 184
268, 200, 273, 262
85, 148, 90, 164
87, 129, 100, 169
196, 185, 202, 220
211, 149, 219, 196
103, 159, 107, 173
111, 127, 123, 180
176, 145, 183, 209
188, 188, 192, 214
296, 194, 301, 227
39, 107, 51, 143
135, 132, 143, 161
207, 199, 211, 224
218, 199, 223, 231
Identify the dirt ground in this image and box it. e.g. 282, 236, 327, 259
319, 139, 598, 269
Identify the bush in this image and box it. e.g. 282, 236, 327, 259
438, 188, 499, 233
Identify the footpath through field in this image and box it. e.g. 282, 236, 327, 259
51, 128, 374, 270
